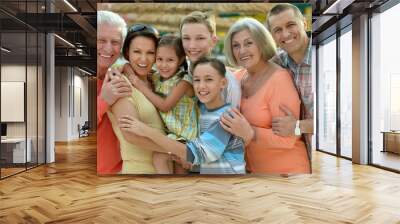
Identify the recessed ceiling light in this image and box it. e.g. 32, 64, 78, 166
78, 67, 93, 76
54, 34, 75, 48
63, 0, 78, 12
323, 0, 354, 15
1, 47, 11, 53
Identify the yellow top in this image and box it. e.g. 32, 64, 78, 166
108, 76, 165, 174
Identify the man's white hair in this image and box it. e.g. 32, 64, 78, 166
97, 10, 127, 43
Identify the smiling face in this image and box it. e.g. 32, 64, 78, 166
97, 23, 123, 78
128, 36, 156, 77
232, 29, 263, 70
268, 9, 308, 57
181, 23, 217, 63
192, 63, 226, 109
155, 46, 182, 79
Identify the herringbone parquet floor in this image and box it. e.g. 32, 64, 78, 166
1, 135, 400, 224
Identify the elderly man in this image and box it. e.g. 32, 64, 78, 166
267, 3, 313, 160
97, 10, 130, 174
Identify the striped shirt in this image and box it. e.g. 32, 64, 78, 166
186, 103, 246, 174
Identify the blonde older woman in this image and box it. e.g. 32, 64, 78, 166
220, 17, 310, 174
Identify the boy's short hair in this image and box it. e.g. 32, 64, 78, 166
179, 11, 216, 36
191, 56, 226, 78
266, 3, 304, 30
224, 17, 276, 67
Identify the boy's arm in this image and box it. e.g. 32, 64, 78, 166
187, 122, 232, 165
119, 115, 187, 157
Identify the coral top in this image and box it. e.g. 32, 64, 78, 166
235, 68, 310, 174
97, 79, 122, 174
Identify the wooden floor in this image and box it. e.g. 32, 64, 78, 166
372, 150, 400, 171
1, 167, 26, 177
0, 135, 400, 223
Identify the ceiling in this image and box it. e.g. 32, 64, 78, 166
0, 0, 96, 74
310, 0, 391, 43
1, 0, 394, 76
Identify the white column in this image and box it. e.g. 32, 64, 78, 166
46, 32, 55, 163
352, 14, 369, 164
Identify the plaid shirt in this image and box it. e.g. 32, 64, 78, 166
152, 69, 199, 141
186, 103, 246, 174
274, 39, 313, 160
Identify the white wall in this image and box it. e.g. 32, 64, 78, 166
1, 65, 33, 137
1, 64, 46, 164
54, 67, 89, 141
73, 73, 89, 137
55, 66, 69, 141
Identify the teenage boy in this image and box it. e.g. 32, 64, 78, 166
180, 11, 241, 109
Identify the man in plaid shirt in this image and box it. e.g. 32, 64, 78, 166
266, 3, 314, 161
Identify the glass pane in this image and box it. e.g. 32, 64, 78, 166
38, 33, 46, 165
318, 37, 337, 154
312, 45, 317, 151
27, 31, 38, 169
340, 29, 352, 158
371, 3, 400, 171
1, 31, 27, 177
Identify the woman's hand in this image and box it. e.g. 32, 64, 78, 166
119, 115, 151, 137
220, 108, 255, 146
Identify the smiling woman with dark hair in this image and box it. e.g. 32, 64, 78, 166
107, 24, 167, 174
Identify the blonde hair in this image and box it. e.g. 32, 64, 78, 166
179, 11, 216, 36
224, 17, 276, 67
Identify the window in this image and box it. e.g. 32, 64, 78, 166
339, 28, 352, 158
0, 0, 47, 179
371, 2, 400, 171
317, 36, 337, 155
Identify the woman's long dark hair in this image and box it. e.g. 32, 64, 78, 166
122, 24, 159, 61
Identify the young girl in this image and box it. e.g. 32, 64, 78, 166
129, 34, 198, 174
119, 57, 245, 174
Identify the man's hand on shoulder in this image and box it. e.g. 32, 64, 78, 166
101, 68, 132, 106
